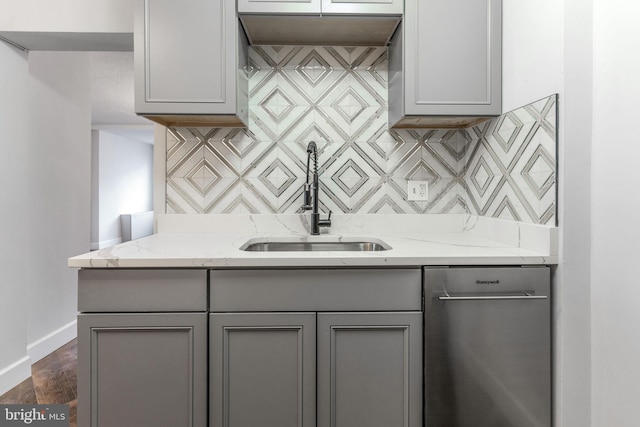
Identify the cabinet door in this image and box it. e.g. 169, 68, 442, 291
238, 0, 321, 14
317, 312, 422, 427
321, 0, 402, 15
77, 313, 207, 427
398, 0, 501, 117
210, 313, 316, 427
134, 0, 246, 118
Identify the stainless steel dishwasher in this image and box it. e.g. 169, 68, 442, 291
424, 266, 551, 427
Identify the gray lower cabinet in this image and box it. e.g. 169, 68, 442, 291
78, 268, 421, 427
134, 0, 248, 127
77, 313, 208, 427
77, 268, 208, 427
389, 0, 502, 127
209, 313, 317, 427
210, 311, 422, 427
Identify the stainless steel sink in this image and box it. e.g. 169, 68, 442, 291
241, 238, 391, 252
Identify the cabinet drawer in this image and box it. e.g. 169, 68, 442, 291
210, 268, 421, 312
78, 269, 207, 312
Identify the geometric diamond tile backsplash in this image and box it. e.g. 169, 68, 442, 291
464, 95, 557, 224
166, 46, 557, 225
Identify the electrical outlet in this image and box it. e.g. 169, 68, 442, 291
407, 180, 429, 201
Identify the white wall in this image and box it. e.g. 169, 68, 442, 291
25, 51, 91, 353
503, 1, 594, 426
0, 48, 91, 393
591, 1, 640, 425
0, 41, 32, 395
502, 0, 563, 112
91, 132, 100, 249
153, 124, 168, 216
558, 1, 594, 426
91, 130, 153, 249
509, 0, 640, 425
0, 0, 132, 33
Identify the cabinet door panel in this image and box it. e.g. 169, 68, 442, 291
317, 312, 422, 427
210, 313, 316, 427
403, 0, 501, 115
77, 313, 207, 427
145, 0, 225, 103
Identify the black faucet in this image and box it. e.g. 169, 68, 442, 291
302, 141, 331, 235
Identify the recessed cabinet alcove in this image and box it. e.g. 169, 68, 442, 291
134, 0, 502, 128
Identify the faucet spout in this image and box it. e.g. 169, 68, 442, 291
302, 141, 331, 235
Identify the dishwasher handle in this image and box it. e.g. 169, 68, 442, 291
438, 294, 548, 301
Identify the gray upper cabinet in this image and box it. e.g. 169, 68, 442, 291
238, 0, 321, 14
389, 0, 502, 128
238, 0, 401, 14
134, 0, 248, 127
321, 0, 402, 15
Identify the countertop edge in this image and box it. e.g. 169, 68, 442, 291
69, 215, 558, 269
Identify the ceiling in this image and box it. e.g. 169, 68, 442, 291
0, 32, 133, 51
0, 33, 153, 143
89, 51, 147, 125
89, 51, 154, 144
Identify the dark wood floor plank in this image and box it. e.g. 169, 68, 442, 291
0, 376, 38, 404
0, 339, 77, 427
32, 340, 78, 405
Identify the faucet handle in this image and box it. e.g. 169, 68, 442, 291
319, 210, 332, 228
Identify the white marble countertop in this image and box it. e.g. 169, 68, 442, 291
68, 214, 558, 268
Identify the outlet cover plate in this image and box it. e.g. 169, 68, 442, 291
407, 180, 429, 201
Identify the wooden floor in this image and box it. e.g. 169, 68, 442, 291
0, 339, 77, 427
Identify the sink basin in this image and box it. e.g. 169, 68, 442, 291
241, 237, 391, 252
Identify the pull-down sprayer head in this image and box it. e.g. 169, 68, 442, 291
303, 141, 318, 209
301, 141, 331, 235
306, 141, 318, 178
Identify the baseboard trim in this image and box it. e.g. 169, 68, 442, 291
27, 319, 77, 364
0, 355, 32, 397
